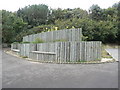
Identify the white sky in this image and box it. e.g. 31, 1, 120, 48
0, 0, 119, 12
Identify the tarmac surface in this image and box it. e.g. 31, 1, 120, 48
0, 47, 2, 90
2, 49, 118, 88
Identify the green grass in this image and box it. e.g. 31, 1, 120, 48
101, 44, 117, 58
12, 42, 20, 44
79, 60, 87, 62
21, 56, 28, 58
32, 38, 45, 43
20, 41, 30, 44
67, 60, 87, 62
102, 44, 119, 49
53, 39, 67, 42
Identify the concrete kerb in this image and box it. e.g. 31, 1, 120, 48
105, 49, 119, 62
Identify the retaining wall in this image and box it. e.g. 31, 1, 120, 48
11, 41, 101, 63
19, 44, 36, 57
23, 28, 82, 42
11, 43, 20, 50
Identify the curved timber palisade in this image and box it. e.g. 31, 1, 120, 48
11, 28, 102, 63
23, 28, 82, 42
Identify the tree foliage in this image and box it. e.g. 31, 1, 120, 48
2, 10, 27, 43
17, 4, 49, 27
2, 2, 120, 44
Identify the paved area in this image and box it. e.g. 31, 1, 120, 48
106, 49, 119, 61
2, 49, 118, 88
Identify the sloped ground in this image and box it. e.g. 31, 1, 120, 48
2, 48, 118, 88
105, 48, 119, 62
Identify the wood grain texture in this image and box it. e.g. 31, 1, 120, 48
23, 28, 82, 42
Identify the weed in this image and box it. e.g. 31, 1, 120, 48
21, 56, 28, 58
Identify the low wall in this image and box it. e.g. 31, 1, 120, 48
2, 43, 11, 48
19, 44, 37, 57
11, 43, 20, 50
36, 41, 101, 62
11, 41, 101, 63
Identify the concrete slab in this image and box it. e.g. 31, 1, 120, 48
101, 58, 113, 62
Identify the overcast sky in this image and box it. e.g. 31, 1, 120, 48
0, 0, 119, 12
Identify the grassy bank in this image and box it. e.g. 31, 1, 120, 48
102, 44, 119, 58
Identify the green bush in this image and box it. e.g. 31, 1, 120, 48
21, 56, 28, 58
32, 38, 44, 43
12, 42, 19, 44
53, 39, 67, 42
20, 41, 30, 44
82, 35, 88, 41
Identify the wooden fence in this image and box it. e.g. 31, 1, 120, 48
19, 44, 36, 57
11, 41, 101, 63
11, 28, 102, 63
36, 41, 101, 62
23, 28, 82, 42
11, 43, 20, 50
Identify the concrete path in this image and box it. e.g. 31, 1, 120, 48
105, 49, 119, 61
2, 49, 118, 88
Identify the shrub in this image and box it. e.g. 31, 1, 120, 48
82, 35, 88, 41
12, 42, 19, 44
53, 39, 67, 42
21, 56, 28, 58
20, 41, 30, 44
32, 38, 44, 43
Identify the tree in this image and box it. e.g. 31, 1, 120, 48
89, 4, 103, 20
116, 2, 120, 43
2, 2, 119, 44
17, 4, 49, 27
2, 10, 27, 43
